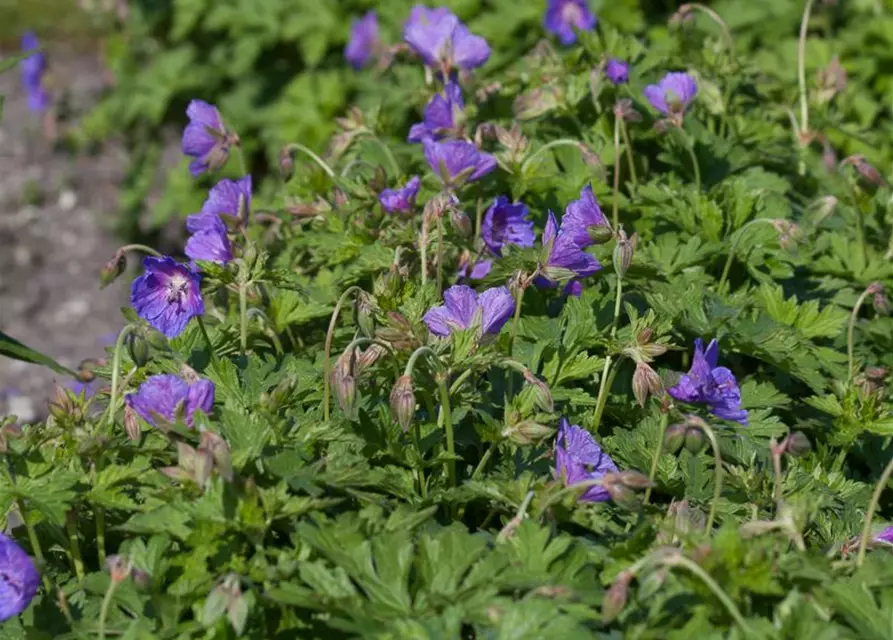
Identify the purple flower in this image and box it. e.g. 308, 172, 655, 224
563, 280, 584, 297
544, 0, 597, 46
131, 257, 204, 339
481, 196, 535, 256
538, 211, 602, 285
457, 257, 493, 281
201, 176, 252, 220
125, 374, 215, 428
668, 339, 747, 424
423, 139, 497, 188
0, 533, 40, 622
423, 284, 514, 338
561, 185, 609, 248
181, 100, 236, 177
408, 82, 465, 143
605, 59, 629, 85
185, 213, 233, 265
403, 6, 490, 71
379, 176, 421, 213
345, 11, 379, 69
20, 32, 49, 113
875, 526, 893, 545
643, 72, 697, 118
554, 418, 618, 502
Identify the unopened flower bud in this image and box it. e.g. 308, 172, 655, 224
124, 404, 141, 441
390, 376, 415, 432
783, 431, 811, 457
822, 138, 837, 174
100, 252, 127, 289
503, 420, 554, 446
602, 473, 637, 507
514, 86, 559, 121
48, 383, 80, 423
193, 447, 214, 488
613, 98, 642, 122
684, 426, 706, 454
843, 154, 888, 187
814, 56, 847, 105
632, 362, 662, 407
523, 370, 554, 413
616, 470, 654, 490
602, 570, 633, 622
107, 555, 132, 584
332, 350, 358, 416
357, 344, 387, 374
354, 291, 376, 338
450, 207, 472, 237
579, 143, 602, 169
663, 424, 687, 454
588, 224, 614, 245
874, 292, 890, 316
200, 430, 233, 482
126, 331, 150, 367
637, 328, 654, 345
613, 228, 635, 278
279, 145, 294, 181
811, 195, 838, 225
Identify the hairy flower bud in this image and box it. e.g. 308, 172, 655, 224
843, 154, 887, 187
783, 431, 811, 457
684, 426, 706, 454
514, 86, 559, 121
279, 145, 294, 181
354, 291, 376, 338
48, 383, 81, 423
602, 570, 633, 623
613, 228, 635, 278
450, 207, 472, 237
356, 344, 387, 374
100, 252, 127, 289
632, 362, 662, 407
815, 55, 847, 105
390, 376, 415, 432
124, 404, 141, 441
332, 350, 358, 416
503, 420, 554, 445
663, 424, 687, 455
523, 370, 554, 413
106, 555, 132, 584
193, 447, 214, 489
201, 430, 233, 482
613, 98, 642, 123
126, 331, 150, 367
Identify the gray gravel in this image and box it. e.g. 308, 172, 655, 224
0, 46, 129, 421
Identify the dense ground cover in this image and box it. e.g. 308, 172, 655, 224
5, 0, 893, 637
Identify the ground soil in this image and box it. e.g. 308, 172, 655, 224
0, 45, 128, 421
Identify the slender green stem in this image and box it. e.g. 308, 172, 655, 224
420, 213, 429, 286
436, 214, 444, 297
471, 445, 495, 480
536, 478, 606, 519
684, 4, 735, 54
96, 505, 107, 566
196, 316, 216, 361
797, 0, 815, 142
234, 146, 248, 177
772, 445, 784, 512
106, 324, 135, 429
358, 133, 400, 177
98, 579, 121, 640
324, 286, 361, 422
66, 510, 85, 581
404, 346, 437, 378
521, 139, 590, 174
700, 423, 724, 532
413, 424, 427, 500
115, 244, 163, 258
592, 361, 619, 433
644, 412, 669, 505
438, 377, 456, 487
843, 179, 868, 268
685, 141, 701, 195
610, 277, 623, 336
505, 282, 527, 401
284, 142, 336, 179
449, 368, 475, 395
857, 454, 893, 567
19, 503, 52, 593
612, 115, 622, 229
619, 118, 638, 187
847, 288, 873, 382
717, 218, 778, 292
660, 554, 756, 636
474, 199, 484, 247
239, 282, 249, 356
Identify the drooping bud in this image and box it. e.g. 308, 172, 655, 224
503, 420, 554, 446
616, 470, 654, 490
613, 228, 635, 278
683, 425, 706, 454
822, 137, 837, 174
602, 473, 637, 507
126, 331, 150, 367
193, 447, 214, 489
389, 376, 415, 432
354, 291, 376, 338
100, 252, 127, 289
449, 207, 472, 237
523, 370, 554, 413
663, 424, 686, 455
279, 145, 294, 181
124, 404, 141, 441
200, 430, 233, 482
331, 349, 358, 416
843, 154, 888, 187
783, 431, 811, 457
632, 362, 662, 407
873, 290, 890, 316
356, 344, 387, 374
602, 570, 633, 623
579, 143, 603, 170
613, 98, 642, 123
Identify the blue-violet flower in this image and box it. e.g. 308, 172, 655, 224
423, 139, 496, 188
131, 257, 204, 339
380, 176, 421, 213
181, 100, 237, 177
643, 72, 697, 120
605, 59, 630, 85
423, 284, 514, 338
554, 418, 618, 502
404, 6, 490, 71
668, 338, 747, 424
481, 196, 535, 256
125, 374, 215, 428
0, 533, 40, 622
20, 32, 49, 113
408, 82, 465, 143
561, 185, 610, 248
345, 11, 379, 69
544, 0, 597, 46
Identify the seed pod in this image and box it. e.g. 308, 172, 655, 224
389, 375, 415, 432
663, 424, 686, 454
100, 252, 127, 289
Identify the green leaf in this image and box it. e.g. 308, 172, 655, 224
0, 330, 76, 378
